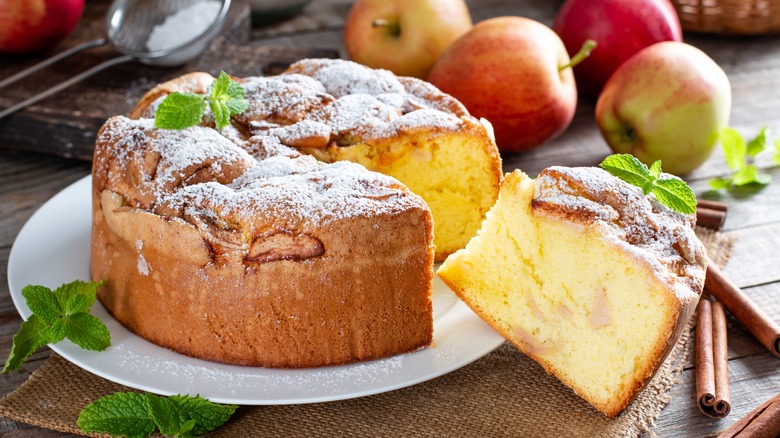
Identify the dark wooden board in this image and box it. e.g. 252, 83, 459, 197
0, 0, 338, 161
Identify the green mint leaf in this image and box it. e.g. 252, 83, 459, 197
719, 127, 747, 171
49, 319, 68, 345
209, 71, 231, 100
601, 154, 697, 214
652, 178, 697, 214
147, 394, 196, 437
78, 392, 156, 438
169, 394, 238, 436
54, 280, 101, 312
3, 316, 52, 373
21, 285, 62, 323
732, 164, 772, 187
649, 160, 662, 179
64, 294, 89, 316
209, 99, 231, 132
600, 154, 654, 195
4, 280, 108, 373
155, 92, 207, 130
747, 127, 768, 157
709, 176, 733, 190
207, 71, 248, 131
774, 139, 780, 166
64, 313, 111, 351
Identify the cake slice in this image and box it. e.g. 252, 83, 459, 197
437, 167, 707, 417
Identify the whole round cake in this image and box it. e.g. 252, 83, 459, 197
92, 116, 435, 368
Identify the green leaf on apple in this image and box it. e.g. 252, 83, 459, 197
600, 154, 697, 214
709, 126, 773, 190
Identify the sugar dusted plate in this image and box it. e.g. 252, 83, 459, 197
7, 175, 505, 405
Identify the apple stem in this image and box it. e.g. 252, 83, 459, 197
558, 39, 598, 72
372, 18, 401, 38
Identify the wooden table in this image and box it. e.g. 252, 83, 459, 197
1, 0, 778, 436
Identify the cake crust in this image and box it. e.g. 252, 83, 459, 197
92, 116, 434, 368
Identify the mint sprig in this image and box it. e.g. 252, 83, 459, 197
154, 71, 248, 131
709, 126, 773, 190
77, 392, 237, 438
600, 154, 697, 214
3, 280, 110, 373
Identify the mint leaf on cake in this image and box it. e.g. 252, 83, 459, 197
600, 154, 697, 214
3, 280, 109, 373
154, 92, 207, 130
208, 71, 249, 130
78, 392, 237, 438
154, 71, 248, 131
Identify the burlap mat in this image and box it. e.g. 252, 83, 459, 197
0, 227, 734, 437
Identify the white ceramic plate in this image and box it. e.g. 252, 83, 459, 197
7, 175, 505, 405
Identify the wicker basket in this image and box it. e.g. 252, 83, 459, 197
672, 0, 780, 34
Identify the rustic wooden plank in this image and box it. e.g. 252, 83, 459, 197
650, 353, 780, 437
723, 223, 780, 287
0, 152, 90, 247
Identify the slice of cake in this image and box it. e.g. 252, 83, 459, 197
437, 167, 707, 417
129, 59, 503, 261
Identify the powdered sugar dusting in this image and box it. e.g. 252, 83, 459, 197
235, 59, 471, 148
533, 166, 706, 299
94, 115, 426, 235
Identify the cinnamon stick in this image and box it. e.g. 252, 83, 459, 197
696, 207, 727, 231
696, 299, 731, 418
705, 260, 780, 358
712, 301, 731, 417
719, 392, 780, 438
698, 199, 729, 212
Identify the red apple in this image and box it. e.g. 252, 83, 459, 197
553, 0, 681, 99
343, 0, 472, 79
596, 42, 731, 175
0, 0, 84, 54
428, 16, 590, 152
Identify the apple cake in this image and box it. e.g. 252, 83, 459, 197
91, 116, 434, 368
437, 166, 707, 417
129, 58, 502, 261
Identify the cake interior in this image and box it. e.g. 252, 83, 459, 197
331, 127, 498, 260
438, 171, 679, 416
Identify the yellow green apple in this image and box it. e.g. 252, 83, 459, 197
596, 42, 731, 175
343, 0, 472, 79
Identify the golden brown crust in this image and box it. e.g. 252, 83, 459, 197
92, 116, 435, 368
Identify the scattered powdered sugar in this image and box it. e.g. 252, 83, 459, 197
95, 115, 426, 234
145, 1, 222, 52
300, 59, 406, 98
110, 342, 405, 398
533, 166, 706, 298
237, 59, 469, 147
